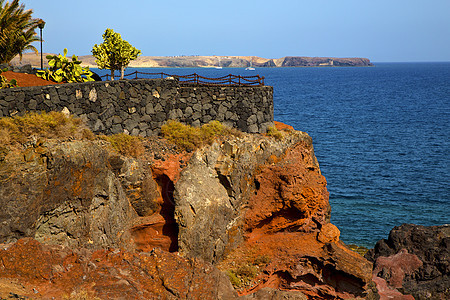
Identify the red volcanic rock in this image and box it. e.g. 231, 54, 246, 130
208, 135, 376, 299
244, 141, 330, 237
129, 152, 192, 253
366, 224, 450, 300
318, 223, 340, 244
372, 249, 422, 300
0, 238, 237, 299
373, 249, 422, 289
274, 121, 295, 131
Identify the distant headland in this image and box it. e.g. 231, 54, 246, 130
11, 53, 373, 68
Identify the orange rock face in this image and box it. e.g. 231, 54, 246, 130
130, 152, 192, 253
217, 137, 375, 299
245, 141, 330, 239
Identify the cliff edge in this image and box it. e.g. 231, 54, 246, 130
0, 119, 377, 299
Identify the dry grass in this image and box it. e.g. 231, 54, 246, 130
100, 133, 145, 158
224, 255, 271, 288
0, 111, 94, 147
63, 290, 101, 300
266, 126, 284, 140
160, 120, 242, 151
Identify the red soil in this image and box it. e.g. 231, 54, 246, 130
2, 71, 58, 87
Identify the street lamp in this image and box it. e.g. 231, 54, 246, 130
38, 19, 46, 70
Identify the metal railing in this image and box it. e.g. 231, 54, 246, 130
100, 71, 265, 86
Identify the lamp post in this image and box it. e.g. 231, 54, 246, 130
38, 19, 46, 70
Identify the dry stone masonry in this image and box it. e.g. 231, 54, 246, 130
0, 78, 274, 136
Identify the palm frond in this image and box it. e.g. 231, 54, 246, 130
0, 0, 39, 64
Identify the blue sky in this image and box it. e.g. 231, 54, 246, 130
20, 0, 450, 62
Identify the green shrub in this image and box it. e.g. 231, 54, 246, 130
266, 126, 283, 140
0, 68, 18, 89
0, 111, 94, 145
100, 133, 145, 157
37, 48, 94, 83
160, 120, 241, 151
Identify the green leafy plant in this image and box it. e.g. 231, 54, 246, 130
0, 0, 39, 64
36, 48, 94, 83
0, 68, 18, 88
160, 120, 242, 151
92, 28, 141, 80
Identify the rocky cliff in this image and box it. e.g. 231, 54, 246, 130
0, 121, 377, 299
11, 53, 373, 69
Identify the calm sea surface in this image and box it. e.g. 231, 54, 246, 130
94, 63, 450, 247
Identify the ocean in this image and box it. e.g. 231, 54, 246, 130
93, 63, 450, 247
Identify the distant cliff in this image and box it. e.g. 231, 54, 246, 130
277, 56, 373, 67
11, 53, 373, 69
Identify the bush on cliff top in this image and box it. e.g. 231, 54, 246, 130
266, 126, 283, 140
160, 120, 242, 151
0, 111, 94, 146
100, 133, 145, 158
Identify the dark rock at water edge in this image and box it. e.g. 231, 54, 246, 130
366, 223, 450, 300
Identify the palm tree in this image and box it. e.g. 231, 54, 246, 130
0, 0, 39, 64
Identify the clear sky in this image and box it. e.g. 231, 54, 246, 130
20, 0, 450, 62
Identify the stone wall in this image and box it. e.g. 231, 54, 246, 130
0, 79, 274, 136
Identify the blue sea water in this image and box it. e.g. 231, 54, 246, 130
94, 63, 450, 247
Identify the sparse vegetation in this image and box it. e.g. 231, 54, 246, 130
100, 133, 145, 158
266, 126, 283, 140
348, 244, 369, 256
160, 120, 242, 151
63, 290, 101, 300
223, 254, 271, 289
226, 270, 241, 287
0, 111, 94, 146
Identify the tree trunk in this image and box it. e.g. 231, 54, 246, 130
120, 65, 125, 80
110, 69, 115, 81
